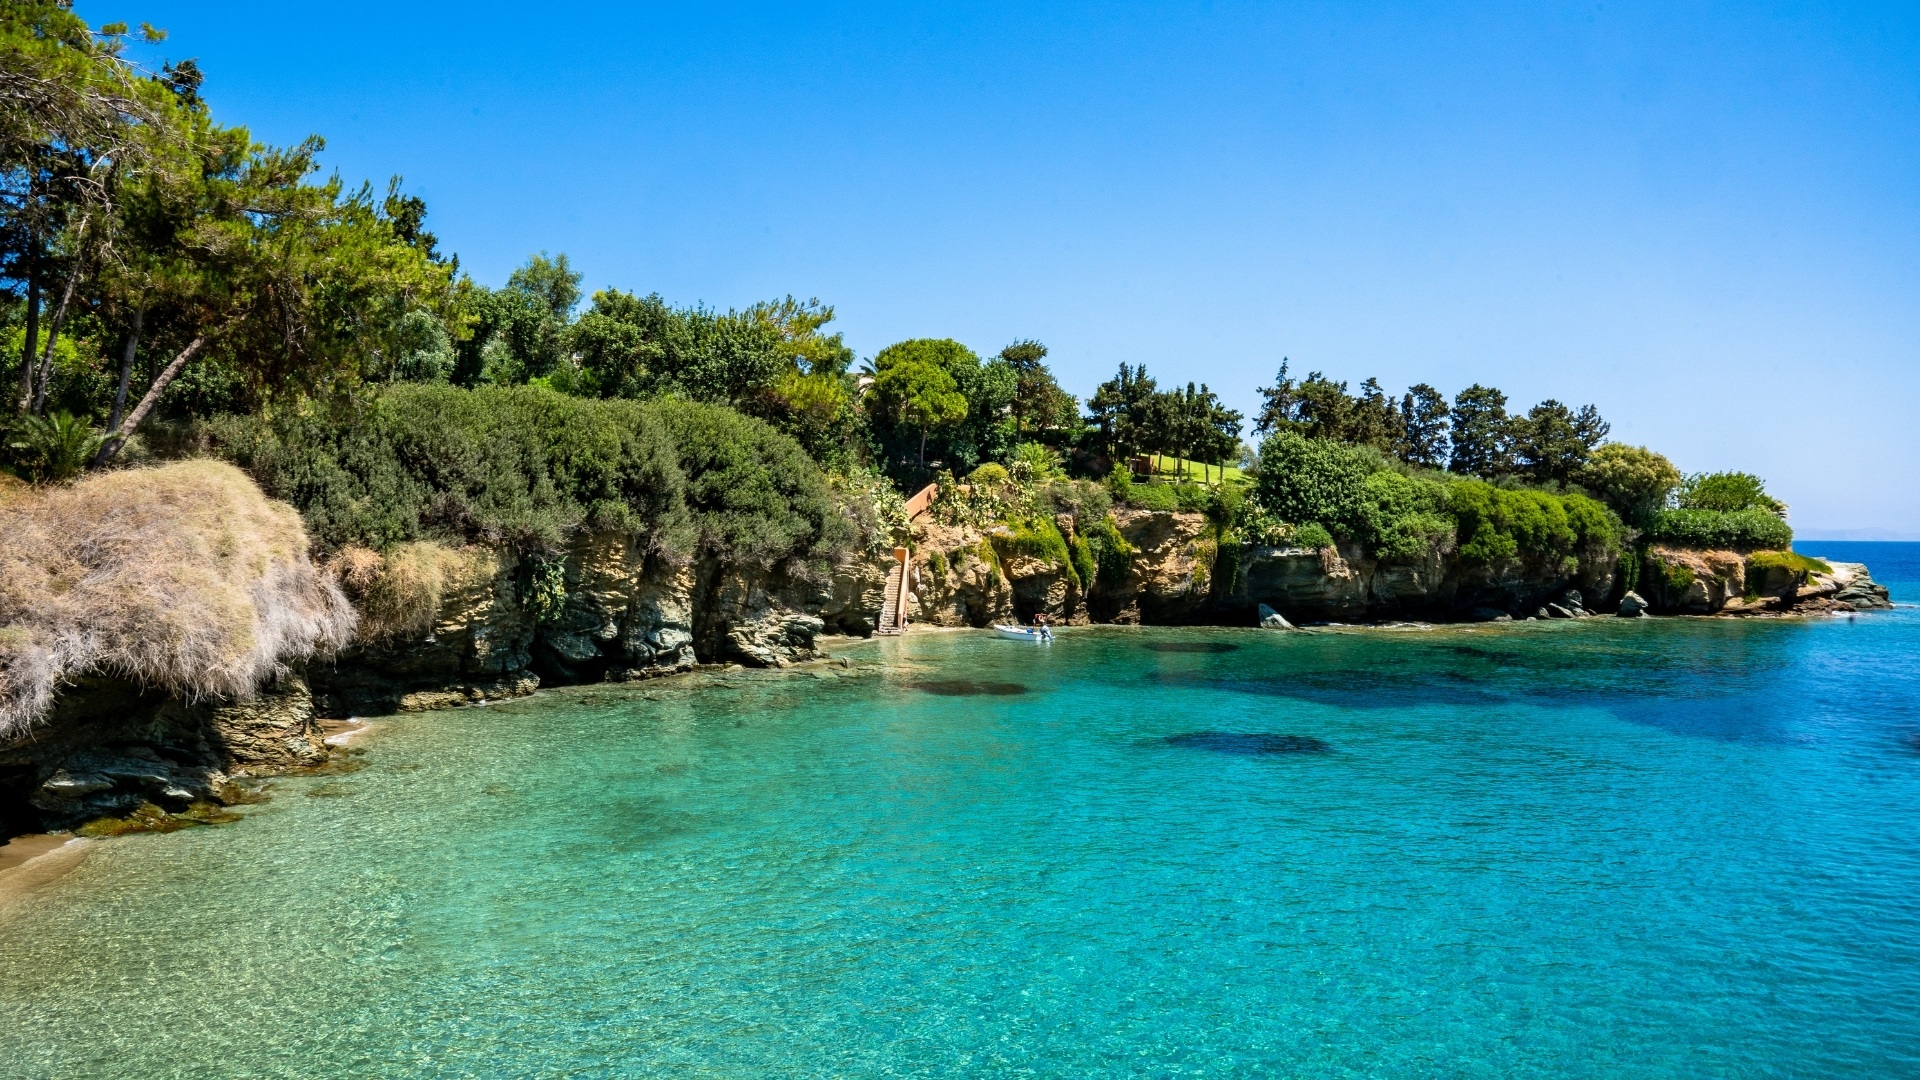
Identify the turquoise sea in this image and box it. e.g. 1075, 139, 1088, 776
1, 544, 1917, 1078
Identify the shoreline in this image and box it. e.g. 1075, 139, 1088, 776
0, 833, 89, 913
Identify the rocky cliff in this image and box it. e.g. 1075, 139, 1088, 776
2, 494, 1895, 839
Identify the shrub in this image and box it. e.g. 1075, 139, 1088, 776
1644, 508, 1792, 551
1577, 444, 1680, 526
1069, 533, 1096, 592
969, 462, 1010, 487
1035, 478, 1112, 532
1358, 471, 1453, 563
215, 385, 851, 570
994, 515, 1078, 587
1172, 483, 1213, 513
5, 411, 106, 483
1746, 549, 1830, 576
1677, 472, 1784, 515
1292, 522, 1334, 550
1084, 515, 1135, 590
1009, 441, 1063, 484
332, 541, 496, 642
655, 397, 852, 568
1122, 482, 1179, 512
1253, 431, 1373, 538
1447, 480, 1617, 570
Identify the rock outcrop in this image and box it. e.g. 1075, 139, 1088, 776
1637, 547, 1893, 616
312, 534, 894, 717
0, 674, 325, 834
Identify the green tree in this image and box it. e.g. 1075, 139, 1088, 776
1397, 383, 1449, 468
1575, 443, 1680, 527
1347, 377, 1403, 452
1, 6, 174, 416
1447, 384, 1514, 478
998, 339, 1076, 437
1087, 362, 1157, 461
869, 357, 966, 464
868, 338, 1010, 471
1512, 399, 1609, 484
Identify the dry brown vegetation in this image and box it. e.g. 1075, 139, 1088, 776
330, 541, 495, 642
0, 460, 357, 738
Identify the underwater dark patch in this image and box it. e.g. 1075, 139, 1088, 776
1164, 731, 1332, 755
1154, 669, 1509, 708
911, 680, 1030, 696
1142, 642, 1241, 654
1441, 645, 1527, 663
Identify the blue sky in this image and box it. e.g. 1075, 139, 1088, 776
99, 1, 1920, 534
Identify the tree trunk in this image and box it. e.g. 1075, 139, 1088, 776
15, 258, 37, 413
919, 428, 928, 464
107, 308, 143, 435
29, 215, 89, 416
93, 335, 207, 467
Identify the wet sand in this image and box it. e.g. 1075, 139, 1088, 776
0, 833, 88, 910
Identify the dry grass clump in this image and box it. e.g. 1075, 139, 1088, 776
0, 460, 357, 739
330, 540, 494, 642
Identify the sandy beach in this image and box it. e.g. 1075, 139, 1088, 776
0, 834, 87, 911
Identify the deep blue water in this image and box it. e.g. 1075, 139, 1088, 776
0, 548, 1916, 1077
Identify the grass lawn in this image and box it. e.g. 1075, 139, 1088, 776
1144, 453, 1247, 484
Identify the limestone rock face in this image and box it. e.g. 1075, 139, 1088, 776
817, 555, 892, 635
692, 561, 827, 668
1236, 546, 1372, 622
1636, 547, 1893, 616
0, 675, 322, 832
906, 521, 1016, 628
1828, 562, 1894, 611
1104, 510, 1213, 623
311, 546, 538, 717
536, 534, 697, 682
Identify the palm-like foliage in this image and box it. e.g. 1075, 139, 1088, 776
6, 411, 105, 482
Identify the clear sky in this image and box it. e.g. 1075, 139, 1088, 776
95, 1, 1920, 535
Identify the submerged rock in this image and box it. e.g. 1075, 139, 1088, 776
1162, 732, 1332, 755
909, 680, 1030, 697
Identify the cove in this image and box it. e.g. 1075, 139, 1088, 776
3, 611, 1919, 1078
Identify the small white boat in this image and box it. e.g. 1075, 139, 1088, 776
993, 624, 1053, 642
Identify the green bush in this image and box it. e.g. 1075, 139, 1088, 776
1253, 431, 1373, 537
993, 514, 1080, 589
1747, 549, 1830, 576
1447, 481, 1617, 570
1645, 508, 1793, 551
1358, 471, 1453, 563
1292, 522, 1334, 550
1121, 482, 1179, 512
1677, 472, 1784, 515
214, 384, 851, 568
1576, 444, 1681, 527
1172, 482, 1213, 513
1083, 515, 1135, 590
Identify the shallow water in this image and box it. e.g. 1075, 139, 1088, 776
2, 551, 1918, 1078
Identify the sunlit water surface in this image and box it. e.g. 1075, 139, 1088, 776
2, 545, 1918, 1078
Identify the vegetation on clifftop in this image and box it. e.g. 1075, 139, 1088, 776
0, 4, 1804, 595
214, 385, 854, 571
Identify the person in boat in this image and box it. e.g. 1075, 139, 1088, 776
1032, 612, 1052, 641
